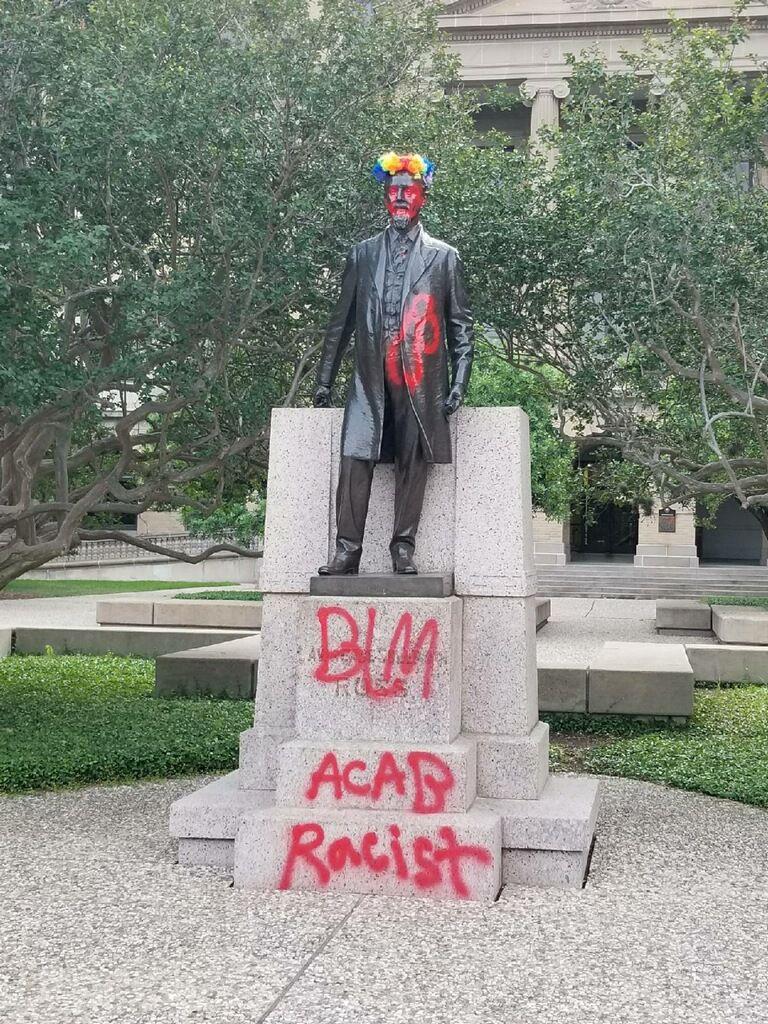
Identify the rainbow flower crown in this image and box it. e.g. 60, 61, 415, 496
372, 151, 436, 186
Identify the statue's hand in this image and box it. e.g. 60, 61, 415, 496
443, 385, 465, 417
313, 384, 333, 408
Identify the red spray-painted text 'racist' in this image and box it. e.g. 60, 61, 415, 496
279, 822, 492, 898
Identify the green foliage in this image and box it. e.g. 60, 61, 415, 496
182, 498, 265, 546
0, 0, 474, 583
706, 595, 768, 608
174, 589, 262, 600
4, 579, 230, 597
0, 653, 251, 792
443, 20, 768, 524
546, 683, 768, 807
465, 348, 578, 518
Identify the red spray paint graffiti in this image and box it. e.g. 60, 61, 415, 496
304, 749, 455, 814
313, 605, 439, 700
385, 293, 441, 390
278, 822, 492, 898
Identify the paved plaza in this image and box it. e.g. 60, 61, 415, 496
0, 587, 254, 630
1, 773, 766, 1024
536, 597, 716, 662
0, 593, 717, 655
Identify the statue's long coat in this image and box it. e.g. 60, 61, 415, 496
316, 225, 474, 464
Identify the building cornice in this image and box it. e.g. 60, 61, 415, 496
442, 15, 768, 41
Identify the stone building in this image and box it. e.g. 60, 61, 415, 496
439, 0, 768, 567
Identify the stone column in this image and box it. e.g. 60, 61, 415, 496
521, 79, 570, 166
532, 510, 570, 566
634, 500, 699, 567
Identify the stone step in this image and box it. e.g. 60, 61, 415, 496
589, 641, 694, 716
480, 774, 600, 852
154, 635, 261, 698
712, 605, 768, 644
169, 770, 271, 841
13, 625, 253, 659
295, 595, 463, 743
97, 597, 263, 630
656, 599, 712, 633
234, 804, 503, 901
275, 737, 477, 813
686, 643, 768, 683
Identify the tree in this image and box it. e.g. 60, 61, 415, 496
0, 0, 471, 586
465, 343, 579, 519
448, 18, 768, 540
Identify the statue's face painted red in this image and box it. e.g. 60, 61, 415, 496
385, 172, 426, 230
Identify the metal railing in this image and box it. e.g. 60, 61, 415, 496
48, 533, 263, 564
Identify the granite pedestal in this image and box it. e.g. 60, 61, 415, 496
169, 407, 600, 899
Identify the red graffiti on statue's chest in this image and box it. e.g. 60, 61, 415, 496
313, 605, 439, 701
385, 292, 441, 390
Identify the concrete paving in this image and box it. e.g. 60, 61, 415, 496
537, 597, 717, 663
1, 774, 766, 1023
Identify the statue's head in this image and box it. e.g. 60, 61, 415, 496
372, 151, 435, 231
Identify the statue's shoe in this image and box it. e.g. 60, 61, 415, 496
391, 544, 418, 575
318, 551, 361, 575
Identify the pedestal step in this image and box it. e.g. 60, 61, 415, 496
276, 737, 477, 812
234, 805, 502, 901
168, 771, 600, 892
169, 771, 272, 840
480, 775, 601, 852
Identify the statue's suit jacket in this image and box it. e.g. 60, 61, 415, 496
316, 224, 474, 464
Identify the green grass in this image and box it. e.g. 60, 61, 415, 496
546, 684, 768, 808
704, 594, 768, 609
0, 653, 252, 793
4, 579, 233, 598
174, 588, 262, 600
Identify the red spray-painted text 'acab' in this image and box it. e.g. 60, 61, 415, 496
313, 605, 439, 700
305, 749, 455, 813
279, 822, 492, 898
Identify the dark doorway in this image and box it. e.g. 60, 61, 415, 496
570, 499, 639, 557
570, 444, 640, 558
697, 498, 765, 564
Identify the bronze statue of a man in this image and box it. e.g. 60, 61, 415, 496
313, 152, 474, 575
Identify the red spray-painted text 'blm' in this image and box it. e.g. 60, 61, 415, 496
313, 605, 439, 700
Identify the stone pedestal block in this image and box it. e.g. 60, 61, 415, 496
234, 805, 502, 901
454, 407, 537, 597
251, 594, 303, 729
310, 573, 454, 598
259, 409, 334, 592
461, 596, 538, 736
239, 725, 294, 791
296, 596, 463, 743
168, 406, 601, 896
178, 838, 235, 871
473, 723, 549, 800
502, 846, 590, 889
275, 737, 477, 813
